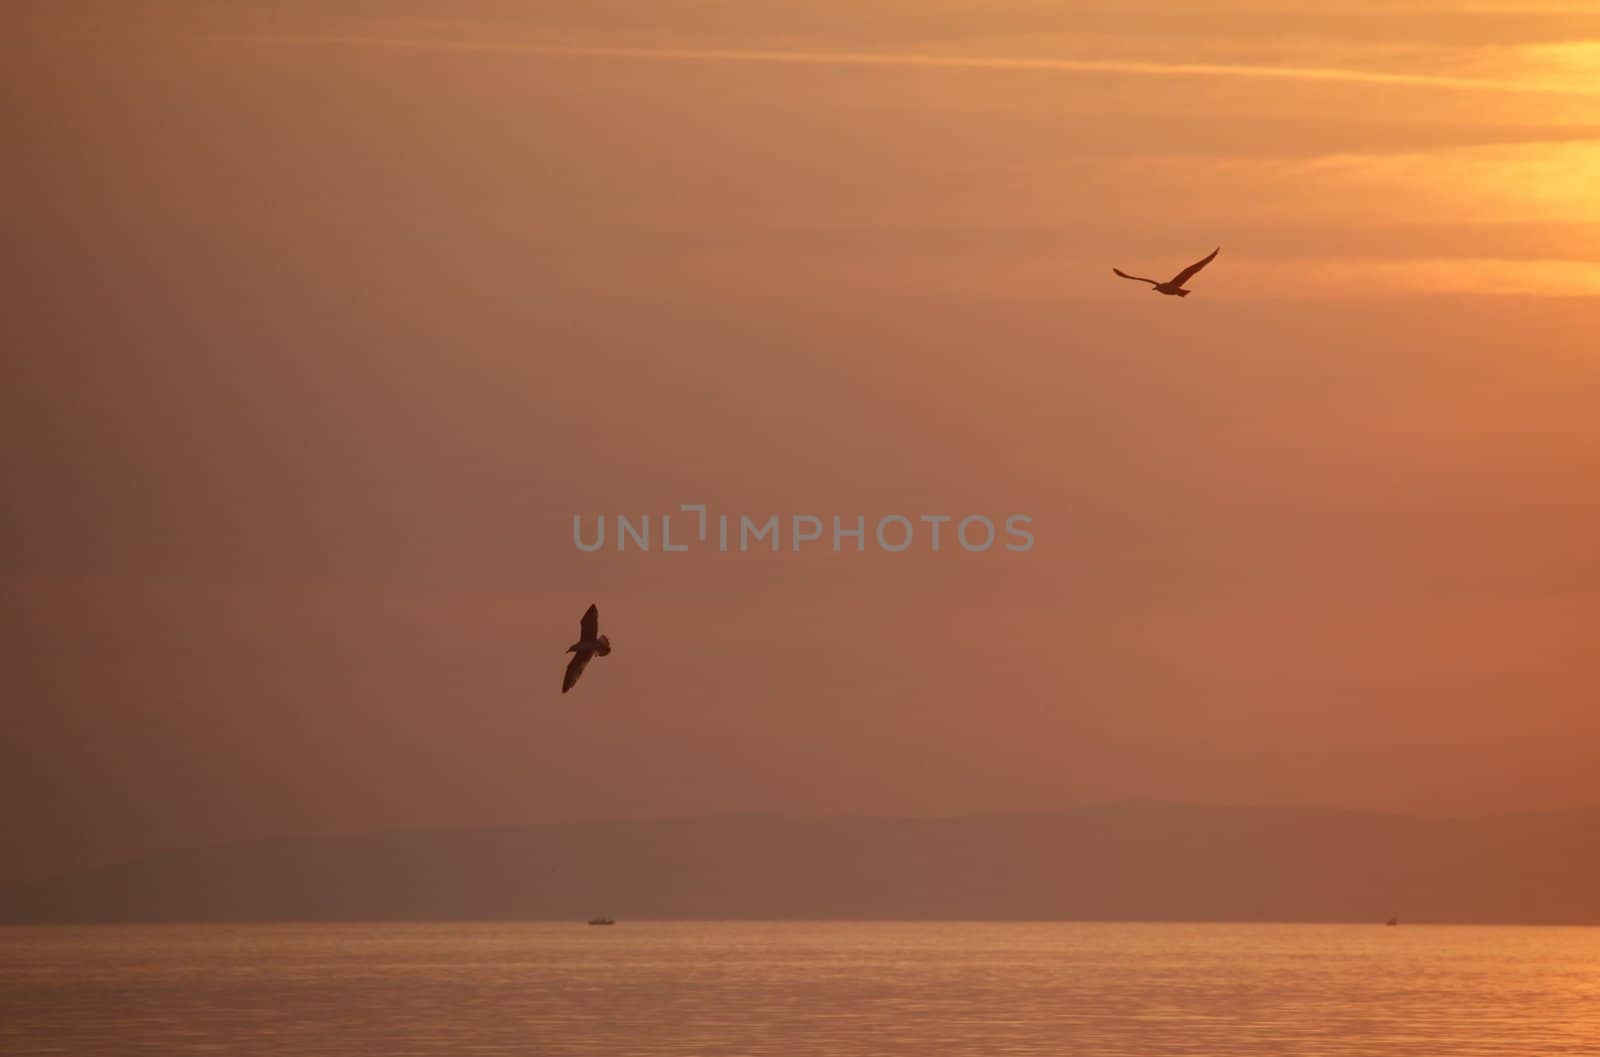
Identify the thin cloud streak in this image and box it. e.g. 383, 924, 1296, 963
228, 35, 1600, 97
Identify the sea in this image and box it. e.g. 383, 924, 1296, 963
2, 922, 1595, 1055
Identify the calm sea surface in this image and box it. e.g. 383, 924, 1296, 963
2, 922, 1596, 1055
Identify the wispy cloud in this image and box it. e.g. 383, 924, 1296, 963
586, 243, 1600, 300
1240, 255, 1600, 297
233, 35, 1600, 97
1305, 140, 1600, 223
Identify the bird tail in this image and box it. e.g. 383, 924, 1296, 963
597, 635, 611, 657
1175, 289, 1191, 297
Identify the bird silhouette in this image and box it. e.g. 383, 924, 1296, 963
562, 603, 611, 693
1113, 247, 1220, 297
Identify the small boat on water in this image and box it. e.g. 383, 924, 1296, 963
1385, 917, 1399, 926
587, 917, 615, 926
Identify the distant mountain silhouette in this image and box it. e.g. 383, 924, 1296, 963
5, 802, 1598, 924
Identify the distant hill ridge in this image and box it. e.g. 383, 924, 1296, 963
6, 802, 1598, 924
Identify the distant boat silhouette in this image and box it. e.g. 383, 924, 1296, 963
1386, 916, 1399, 926
587, 917, 616, 926
1113, 246, 1220, 297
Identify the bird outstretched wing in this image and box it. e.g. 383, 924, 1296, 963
1169, 247, 1219, 287
579, 603, 599, 642
1112, 267, 1159, 285
563, 651, 591, 694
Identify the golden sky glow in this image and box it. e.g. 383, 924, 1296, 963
218, 10, 1600, 296
5, 1, 1600, 882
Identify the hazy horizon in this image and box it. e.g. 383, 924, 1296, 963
14, 796, 1600, 886
8, 801, 1600, 925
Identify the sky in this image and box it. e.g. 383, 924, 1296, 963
5, 0, 1600, 885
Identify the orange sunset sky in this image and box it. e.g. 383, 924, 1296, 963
5, 0, 1600, 884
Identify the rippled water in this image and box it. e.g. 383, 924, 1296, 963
2, 922, 1597, 1055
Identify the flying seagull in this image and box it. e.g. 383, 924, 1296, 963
562, 603, 611, 694
1113, 247, 1220, 297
